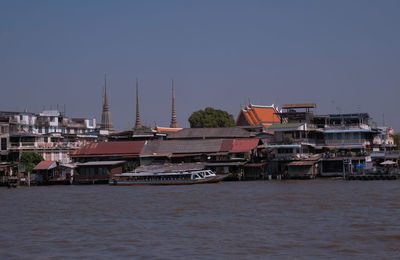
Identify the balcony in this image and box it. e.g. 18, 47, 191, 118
325, 139, 370, 148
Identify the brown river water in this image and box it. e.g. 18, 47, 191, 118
1, 180, 400, 259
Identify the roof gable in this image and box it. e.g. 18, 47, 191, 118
236, 104, 281, 127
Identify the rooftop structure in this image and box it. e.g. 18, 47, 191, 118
100, 73, 115, 132
236, 104, 281, 129
277, 103, 317, 124
170, 80, 178, 128
134, 78, 142, 129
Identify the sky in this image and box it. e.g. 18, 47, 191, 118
1, 0, 399, 131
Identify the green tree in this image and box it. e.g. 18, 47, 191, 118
394, 133, 400, 150
188, 107, 235, 128
20, 152, 44, 173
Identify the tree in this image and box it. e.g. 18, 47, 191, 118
188, 107, 235, 128
394, 133, 400, 150
20, 152, 44, 173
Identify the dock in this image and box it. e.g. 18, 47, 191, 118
345, 174, 398, 181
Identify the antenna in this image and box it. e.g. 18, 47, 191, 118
382, 113, 385, 126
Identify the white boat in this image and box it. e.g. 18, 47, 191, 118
110, 169, 229, 185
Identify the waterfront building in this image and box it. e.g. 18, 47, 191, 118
254, 103, 398, 178
75, 161, 125, 184
33, 160, 75, 184
323, 113, 374, 153
0, 118, 10, 162
0, 109, 99, 164
372, 126, 396, 152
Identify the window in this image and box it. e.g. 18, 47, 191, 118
337, 133, 342, 140
345, 133, 350, 140
1, 138, 7, 150
353, 133, 359, 139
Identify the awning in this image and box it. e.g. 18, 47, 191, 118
260, 144, 302, 149
77, 161, 126, 166
324, 129, 373, 133
288, 161, 315, 166
380, 160, 396, 165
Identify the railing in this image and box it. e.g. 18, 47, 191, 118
324, 124, 371, 130
325, 139, 368, 145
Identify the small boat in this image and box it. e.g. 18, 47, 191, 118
110, 169, 229, 185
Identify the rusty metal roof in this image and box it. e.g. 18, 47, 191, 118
71, 141, 145, 157
33, 161, 57, 170
230, 139, 260, 153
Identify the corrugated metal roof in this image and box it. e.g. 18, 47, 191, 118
220, 139, 234, 152
77, 161, 126, 166
71, 141, 145, 157
230, 138, 259, 153
267, 123, 304, 130
167, 127, 251, 139
135, 163, 207, 173
33, 161, 57, 170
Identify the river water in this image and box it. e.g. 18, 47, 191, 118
1, 180, 400, 259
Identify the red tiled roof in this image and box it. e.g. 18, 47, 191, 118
230, 138, 260, 153
238, 105, 281, 127
33, 161, 57, 170
71, 141, 146, 157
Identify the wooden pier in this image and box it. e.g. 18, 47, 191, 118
345, 174, 398, 181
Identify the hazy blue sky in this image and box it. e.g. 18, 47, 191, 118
1, 0, 399, 130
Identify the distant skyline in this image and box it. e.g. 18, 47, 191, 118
1, 0, 399, 130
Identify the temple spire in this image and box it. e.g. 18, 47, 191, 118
170, 79, 178, 128
100, 73, 115, 132
134, 78, 142, 129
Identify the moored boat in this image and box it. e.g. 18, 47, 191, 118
110, 169, 229, 185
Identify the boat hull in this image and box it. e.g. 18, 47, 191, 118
110, 174, 230, 186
